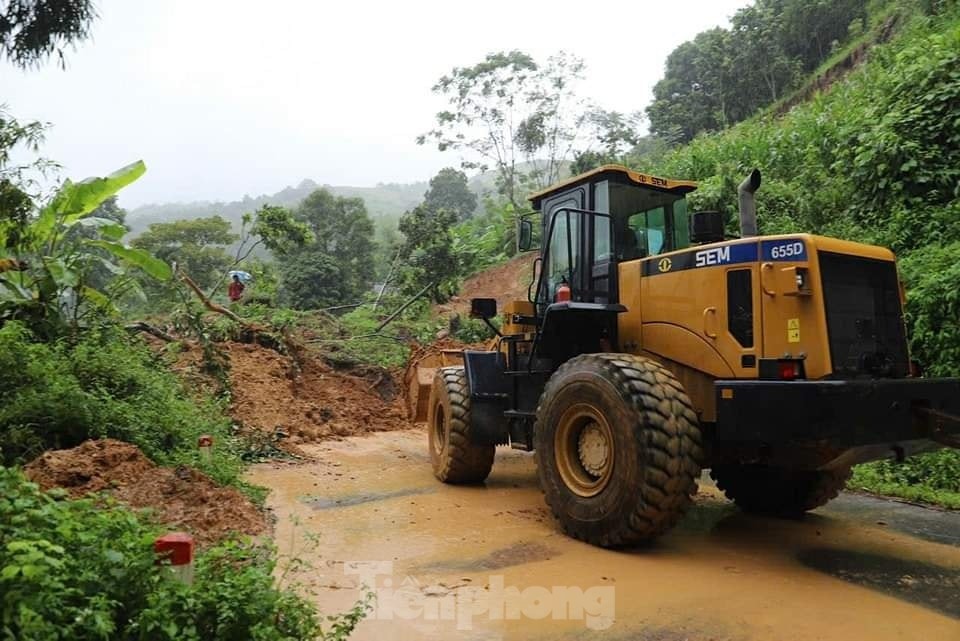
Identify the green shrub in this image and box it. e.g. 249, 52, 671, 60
851, 449, 960, 508
897, 242, 960, 377
0, 322, 244, 489
452, 316, 499, 344
0, 467, 350, 641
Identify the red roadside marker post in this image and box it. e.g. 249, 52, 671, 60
154, 532, 195, 584
198, 435, 213, 462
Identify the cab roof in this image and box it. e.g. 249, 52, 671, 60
528, 164, 697, 210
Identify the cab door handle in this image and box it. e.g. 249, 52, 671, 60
703, 306, 718, 338
761, 262, 776, 296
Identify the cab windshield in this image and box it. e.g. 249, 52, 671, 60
593, 180, 690, 261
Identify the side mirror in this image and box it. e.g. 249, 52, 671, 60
690, 210, 725, 244
517, 219, 533, 252
470, 297, 497, 320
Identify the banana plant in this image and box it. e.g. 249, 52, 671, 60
0, 161, 172, 335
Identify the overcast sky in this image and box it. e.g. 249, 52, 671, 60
2, 0, 749, 207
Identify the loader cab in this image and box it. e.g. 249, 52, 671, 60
529, 165, 697, 308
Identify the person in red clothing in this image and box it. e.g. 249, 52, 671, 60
228, 274, 245, 302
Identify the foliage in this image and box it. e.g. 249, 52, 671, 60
278, 247, 346, 310
0, 0, 97, 68
0, 161, 171, 338
897, 243, 960, 377
0, 107, 52, 192
419, 50, 588, 207
203, 204, 312, 300
0, 467, 364, 640
646, 0, 870, 141
397, 204, 460, 302
246, 204, 312, 256
0, 321, 245, 488
278, 189, 375, 307
423, 167, 477, 221
131, 215, 236, 291
450, 198, 517, 276
451, 316, 498, 344
332, 299, 442, 369
851, 450, 960, 508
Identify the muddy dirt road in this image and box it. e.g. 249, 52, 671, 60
248, 430, 960, 640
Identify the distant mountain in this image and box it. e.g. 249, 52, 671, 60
125, 179, 428, 237
125, 161, 571, 238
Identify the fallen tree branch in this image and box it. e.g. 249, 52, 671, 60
179, 271, 247, 325
125, 321, 177, 342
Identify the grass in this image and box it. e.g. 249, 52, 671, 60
848, 474, 960, 509
849, 449, 960, 509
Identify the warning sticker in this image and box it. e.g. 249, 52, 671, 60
787, 318, 800, 343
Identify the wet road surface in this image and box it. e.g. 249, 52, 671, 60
248, 430, 960, 640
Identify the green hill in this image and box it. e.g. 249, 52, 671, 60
125, 179, 428, 238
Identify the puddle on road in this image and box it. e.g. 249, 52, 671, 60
417, 541, 558, 574
798, 547, 960, 619
304, 486, 435, 509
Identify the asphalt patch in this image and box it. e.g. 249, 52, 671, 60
819, 493, 960, 547
303, 486, 434, 509
797, 547, 960, 618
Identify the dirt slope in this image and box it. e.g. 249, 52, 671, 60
439, 253, 537, 317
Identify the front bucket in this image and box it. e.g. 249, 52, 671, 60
403, 348, 464, 423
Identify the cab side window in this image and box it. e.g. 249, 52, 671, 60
727, 269, 754, 347
626, 207, 667, 258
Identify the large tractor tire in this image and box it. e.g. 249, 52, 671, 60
710, 464, 852, 516
428, 367, 495, 484
534, 354, 704, 547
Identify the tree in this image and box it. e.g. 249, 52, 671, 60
647, 29, 738, 142
204, 204, 312, 298
423, 168, 477, 221
645, 0, 867, 143
277, 246, 345, 310
1, 0, 97, 68
131, 216, 236, 290
730, 2, 800, 105
780, 0, 867, 70
419, 50, 589, 208
586, 109, 646, 157
289, 188, 375, 302
397, 204, 460, 303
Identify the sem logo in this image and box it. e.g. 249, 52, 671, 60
658, 257, 672, 272
695, 246, 731, 267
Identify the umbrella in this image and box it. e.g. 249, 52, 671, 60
228, 270, 253, 283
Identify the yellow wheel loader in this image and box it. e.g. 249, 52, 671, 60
414, 164, 960, 547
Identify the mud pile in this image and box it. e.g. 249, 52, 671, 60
24, 439, 265, 546
226, 342, 408, 443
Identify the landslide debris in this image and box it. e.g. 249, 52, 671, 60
24, 439, 265, 546
225, 341, 408, 444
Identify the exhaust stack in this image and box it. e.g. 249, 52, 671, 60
738, 168, 762, 237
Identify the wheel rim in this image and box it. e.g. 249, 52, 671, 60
554, 402, 614, 497
432, 402, 447, 456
